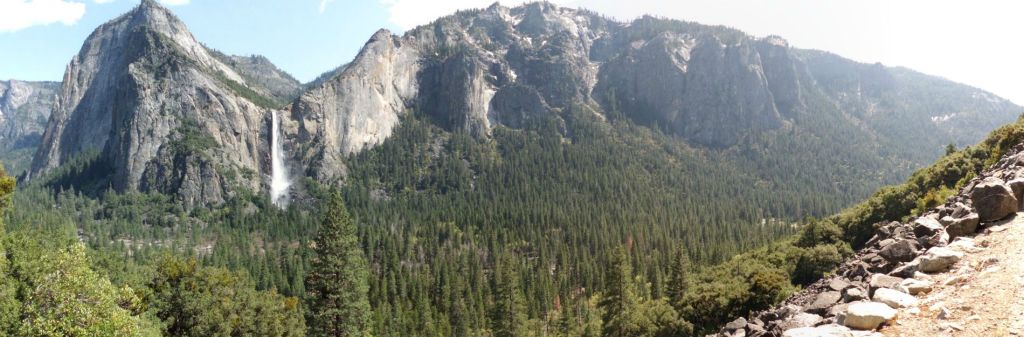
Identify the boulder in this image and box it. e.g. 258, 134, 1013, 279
805, 291, 843, 315
782, 324, 857, 337
878, 239, 919, 263
970, 178, 1018, 222
829, 278, 851, 292
944, 213, 980, 238
842, 288, 866, 302
897, 278, 933, 295
918, 247, 964, 273
888, 260, 919, 278
777, 313, 823, 331
725, 317, 747, 330
842, 302, 897, 330
869, 274, 903, 292
949, 202, 971, 218
911, 217, 949, 248
872, 288, 919, 308
1007, 178, 1024, 206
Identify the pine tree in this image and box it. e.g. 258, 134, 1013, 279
600, 246, 637, 337
666, 248, 691, 311
305, 192, 371, 337
491, 254, 526, 337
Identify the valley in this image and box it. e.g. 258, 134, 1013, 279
0, 1, 1021, 336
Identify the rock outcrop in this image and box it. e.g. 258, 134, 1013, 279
27, 0, 285, 207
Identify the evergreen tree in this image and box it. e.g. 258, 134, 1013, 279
305, 192, 371, 337
666, 248, 691, 311
491, 254, 526, 337
600, 246, 638, 337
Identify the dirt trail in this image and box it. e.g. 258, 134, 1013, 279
883, 213, 1024, 337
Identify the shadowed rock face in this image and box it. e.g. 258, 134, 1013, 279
28, 0, 282, 207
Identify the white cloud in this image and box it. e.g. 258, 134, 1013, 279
0, 0, 86, 33
159, 0, 189, 5
318, 0, 333, 13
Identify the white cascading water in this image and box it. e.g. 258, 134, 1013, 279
270, 111, 291, 208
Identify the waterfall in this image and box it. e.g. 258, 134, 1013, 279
270, 111, 291, 208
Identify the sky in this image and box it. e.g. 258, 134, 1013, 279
0, 0, 1021, 105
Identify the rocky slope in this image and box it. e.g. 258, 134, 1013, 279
288, 2, 1020, 182
0, 80, 59, 174
27, 0, 286, 207
713, 142, 1024, 337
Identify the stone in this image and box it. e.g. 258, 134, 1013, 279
971, 178, 1019, 222
842, 302, 897, 330
829, 278, 851, 291
911, 217, 949, 248
918, 247, 964, 273
949, 237, 982, 254
950, 202, 971, 218
869, 274, 903, 292
843, 288, 866, 302
782, 324, 857, 337
878, 239, 919, 263
888, 260, 919, 278
872, 288, 919, 308
944, 213, 980, 238
725, 317, 747, 330
828, 302, 850, 318
896, 278, 933, 295
777, 313, 823, 331
1007, 178, 1024, 206
805, 291, 842, 314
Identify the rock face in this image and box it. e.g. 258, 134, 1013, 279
970, 178, 1019, 222
287, 2, 1022, 183
0, 80, 59, 173
27, 0, 284, 207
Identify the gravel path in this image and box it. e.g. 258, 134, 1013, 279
883, 213, 1024, 337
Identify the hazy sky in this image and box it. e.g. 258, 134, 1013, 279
1, 0, 1021, 104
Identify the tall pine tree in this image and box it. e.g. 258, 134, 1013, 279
305, 192, 371, 337
490, 254, 526, 337
666, 248, 691, 311
600, 246, 638, 337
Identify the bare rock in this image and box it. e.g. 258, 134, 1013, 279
805, 291, 843, 315
918, 247, 964, 273
896, 278, 933, 295
725, 317, 747, 330
878, 239, 920, 263
971, 178, 1019, 222
872, 288, 918, 308
843, 288, 866, 302
777, 313, 823, 331
841, 302, 896, 330
944, 213, 980, 238
869, 274, 903, 293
